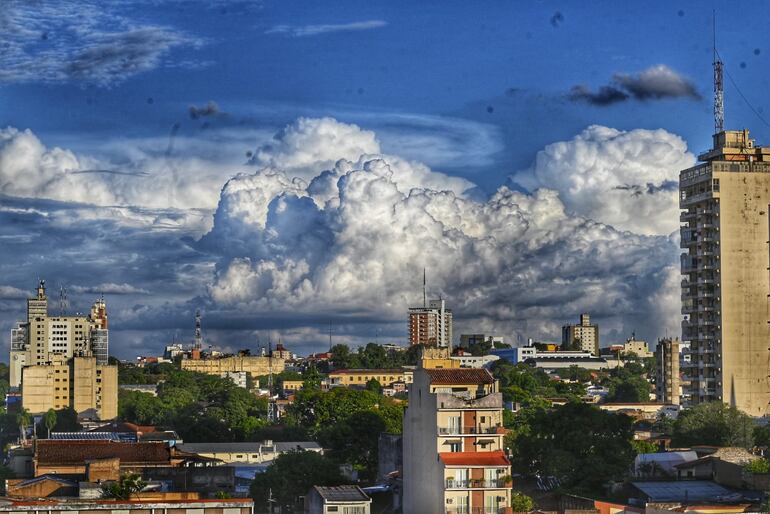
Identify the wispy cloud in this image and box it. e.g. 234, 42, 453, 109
0, 1, 202, 86
70, 283, 150, 295
568, 65, 700, 107
266, 20, 387, 37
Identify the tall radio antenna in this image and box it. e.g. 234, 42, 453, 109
713, 10, 724, 133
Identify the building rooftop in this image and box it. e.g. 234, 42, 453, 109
313, 485, 370, 503
177, 442, 321, 454
36, 440, 171, 465
439, 451, 509, 466
630, 480, 731, 502
0, 498, 254, 510
329, 369, 406, 375
426, 368, 494, 385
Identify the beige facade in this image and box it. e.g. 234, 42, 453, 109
10, 281, 109, 387
180, 355, 284, 376
624, 337, 652, 359
0, 498, 254, 514
403, 367, 511, 514
22, 355, 118, 420
561, 313, 599, 355
679, 129, 770, 415
328, 369, 413, 387
655, 338, 681, 405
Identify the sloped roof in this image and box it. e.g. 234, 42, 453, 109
439, 451, 509, 466
426, 368, 494, 385
36, 440, 171, 465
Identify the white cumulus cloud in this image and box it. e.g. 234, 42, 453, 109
512, 125, 694, 236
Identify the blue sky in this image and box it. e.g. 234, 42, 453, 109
0, 0, 768, 358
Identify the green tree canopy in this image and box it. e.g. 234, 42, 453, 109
250, 451, 345, 512
511, 403, 635, 494
672, 401, 755, 448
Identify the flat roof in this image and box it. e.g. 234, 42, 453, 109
631, 480, 731, 502
178, 442, 321, 454
314, 485, 370, 503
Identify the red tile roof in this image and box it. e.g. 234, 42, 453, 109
439, 451, 509, 466
426, 368, 495, 385
36, 440, 171, 465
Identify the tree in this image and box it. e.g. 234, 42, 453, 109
250, 451, 344, 511
511, 403, 635, 494
43, 409, 56, 439
673, 401, 755, 448
511, 492, 535, 512
16, 409, 30, 443
358, 343, 387, 369
102, 472, 146, 499
631, 439, 659, 454
330, 344, 359, 370
365, 378, 382, 394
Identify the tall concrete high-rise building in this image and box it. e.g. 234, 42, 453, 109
408, 299, 453, 348
10, 281, 111, 387
680, 129, 770, 415
655, 338, 681, 406
561, 313, 599, 356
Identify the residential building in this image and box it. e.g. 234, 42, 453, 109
180, 354, 284, 376
408, 299, 453, 348
176, 441, 322, 466
0, 497, 254, 514
561, 313, 599, 355
459, 334, 505, 348
489, 346, 536, 364
623, 337, 652, 358
328, 369, 413, 388
402, 367, 511, 514
450, 353, 500, 368
10, 281, 111, 387
33, 440, 180, 477
305, 485, 371, 514
679, 128, 770, 415
271, 342, 293, 360
22, 354, 118, 420
655, 338, 681, 405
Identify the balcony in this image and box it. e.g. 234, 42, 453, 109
445, 508, 507, 514
439, 426, 503, 435
445, 479, 509, 489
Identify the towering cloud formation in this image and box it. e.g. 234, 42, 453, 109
0, 117, 686, 348
513, 125, 694, 235
203, 119, 682, 341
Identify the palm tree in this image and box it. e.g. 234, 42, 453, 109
43, 409, 57, 439
16, 409, 30, 444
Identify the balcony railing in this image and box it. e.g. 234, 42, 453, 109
445, 508, 507, 514
438, 426, 501, 435
445, 479, 509, 489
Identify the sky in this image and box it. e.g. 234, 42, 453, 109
1, 0, 769, 360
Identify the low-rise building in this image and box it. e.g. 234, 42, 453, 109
305, 485, 371, 514
328, 369, 413, 388
181, 355, 284, 377
176, 441, 322, 465
450, 354, 500, 369
0, 498, 254, 514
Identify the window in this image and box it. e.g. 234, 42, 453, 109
342, 507, 365, 514
327, 507, 338, 512
448, 442, 461, 452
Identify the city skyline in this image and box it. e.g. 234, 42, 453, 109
2, 1, 770, 358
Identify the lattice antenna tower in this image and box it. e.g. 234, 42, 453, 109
193, 309, 203, 350
713, 10, 724, 133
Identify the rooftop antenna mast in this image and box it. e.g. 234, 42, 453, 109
193, 309, 203, 350
329, 321, 333, 351
713, 10, 724, 133
58, 284, 68, 316
423, 267, 427, 308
